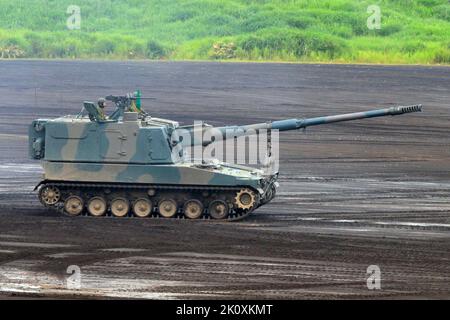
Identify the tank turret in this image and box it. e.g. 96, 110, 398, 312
28, 92, 422, 221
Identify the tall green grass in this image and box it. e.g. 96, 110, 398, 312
0, 0, 449, 64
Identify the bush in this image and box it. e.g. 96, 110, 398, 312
293, 33, 346, 58
169, 10, 196, 22
128, 42, 145, 59
433, 49, 450, 63
378, 24, 403, 36
0, 45, 25, 58
401, 41, 426, 53
286, 16, 316, 29
239, 30, 346, 59
433, 4, 450, 21
94, 39, 116, 55
62, 38, 82, 58
418, 0, 443, 7
331, 25, 353, 39
47, 43, 67, 58
146, 40, 166, 59
24, 33, 44, 56
239, 12, 278, 32
210, 42, 236, 59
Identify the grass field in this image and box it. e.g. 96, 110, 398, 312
0, 0, 449, 64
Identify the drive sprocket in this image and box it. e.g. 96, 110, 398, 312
234, 188, 256, 210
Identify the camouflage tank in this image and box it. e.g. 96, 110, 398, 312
29, 92, 422, 221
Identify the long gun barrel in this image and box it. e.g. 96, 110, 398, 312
270, 104, 422, 131
179, 105, 422, 147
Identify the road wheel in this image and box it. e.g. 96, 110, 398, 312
111, 198, 130, 217
87, 196, 107, 217
133, 198, 153, 218
158, 199, 177, 218
209, 200, 229, 220
183, 199, 203, 219
39, 185, 61, 206
64, 196, 84, 216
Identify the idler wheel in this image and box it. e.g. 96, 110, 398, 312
87, 196, 107, 217
234, 188, 256, 210
133, 198, 153, 218
183, 199, 204, 219
268, 184, 276, 202
64, 196, 84, 216
261, 184, 276, 205
209, 200, 229, 220
39, 185, 61, 206
111, 198, 130, 217
158, 199, 178, 218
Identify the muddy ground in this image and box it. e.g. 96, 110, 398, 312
0, 61, 449, 299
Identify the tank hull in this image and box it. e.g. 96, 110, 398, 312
42, 161, 265, 190
37, 160, 278, 220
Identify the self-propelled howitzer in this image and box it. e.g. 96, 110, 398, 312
29, 93, 422, 221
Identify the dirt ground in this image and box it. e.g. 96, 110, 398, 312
0, 60, 449, 299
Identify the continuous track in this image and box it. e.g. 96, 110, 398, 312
38, 181, 263, 221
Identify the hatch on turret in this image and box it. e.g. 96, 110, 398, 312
100, 129, 127, 160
